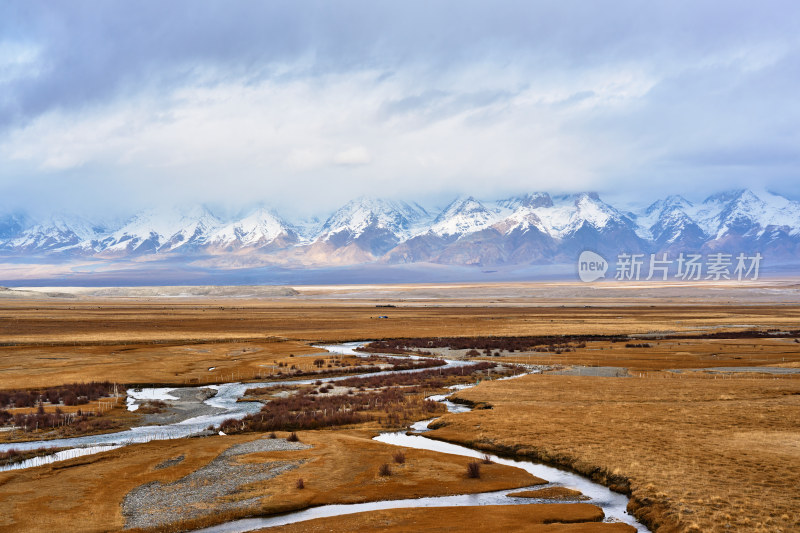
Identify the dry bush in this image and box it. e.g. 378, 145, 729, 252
378, 463, 392, 476
0, 381, 115, 409
393, 451, 406, 464
466, 461, 481, 479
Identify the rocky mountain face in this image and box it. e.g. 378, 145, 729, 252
2, 190, 798, 268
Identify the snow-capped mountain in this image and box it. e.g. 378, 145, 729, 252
98, 206, 222, 255
1, 189, 798, 272
632, 189, 800, 257
205, 208, 298, 251
428, 197, 496, 238
637, 195, 707, 252
1, 213, 103, 253
702, 189, 800, 239
312, 197, 429, 257
496, 192, 554, 211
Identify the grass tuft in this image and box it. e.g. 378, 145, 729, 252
466, 461, 481, 479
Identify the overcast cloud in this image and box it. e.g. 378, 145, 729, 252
1, 1, 799, 218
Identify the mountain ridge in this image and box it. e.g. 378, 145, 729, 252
2, 189, 799, 268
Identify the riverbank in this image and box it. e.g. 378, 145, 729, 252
0, 430, 545, 533
428, 372, 800, 532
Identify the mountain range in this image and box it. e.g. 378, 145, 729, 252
2, 189, 799, 273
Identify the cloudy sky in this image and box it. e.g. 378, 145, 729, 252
1, 1, 799, 218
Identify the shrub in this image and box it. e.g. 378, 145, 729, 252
269, 432, 277, 439
378, 463, 392, 476
466, 461, 481, 478
287, 432, 299, 442
481, 454, 493, 464
393, 451, 406, 464
296, 478, 305, 489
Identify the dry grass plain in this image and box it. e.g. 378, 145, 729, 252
1, 281, 799, 532
431, 373, 800, 533
2, 287, 800, 388
478, 336, 800, 371
261, 505, 635, 533
0, 430, 544, 533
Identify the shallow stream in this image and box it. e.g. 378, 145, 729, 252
1, 342, 648, 532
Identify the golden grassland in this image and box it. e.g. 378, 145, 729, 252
1, 286, 800, 532
0, 339, 320, 389
430, 372, 800, 533
261, 505, 635, 533
2, 299, 800, 388
0, 430, 543, 533
507, 487, 590, 501
480, 337, 800, 370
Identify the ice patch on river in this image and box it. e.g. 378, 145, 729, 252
126, 387, 180, 411
0, 445, 124, 472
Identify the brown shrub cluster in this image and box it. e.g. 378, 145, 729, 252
337, 361, 496, 390
261, 355, 444, 381
6, 409, 119, 433
0, 381, 116, 409
363, 336, 621, 353
220, 387, 440, 434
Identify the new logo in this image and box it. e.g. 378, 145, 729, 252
578, 251, 608, 282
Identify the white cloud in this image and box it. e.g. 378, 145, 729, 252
0, 64, 646, 212
333, 146, 371, 166
2, 2, 800, 214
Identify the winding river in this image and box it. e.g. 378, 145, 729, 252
0, 342, 649, 532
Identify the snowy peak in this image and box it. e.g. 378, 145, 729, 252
160, 206, 223, 252
696, 189, 800, 239
207, 207, 296, 249
492, 207, 547, 236
496, 192, 554, 211
319, 197, 427, 242
3, 213, 100, 252
101, 205, 222, 254
1, 189, 799, 267
644, 195, 694, 217
429, 196, 496, 237
525, 192, 630, 238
